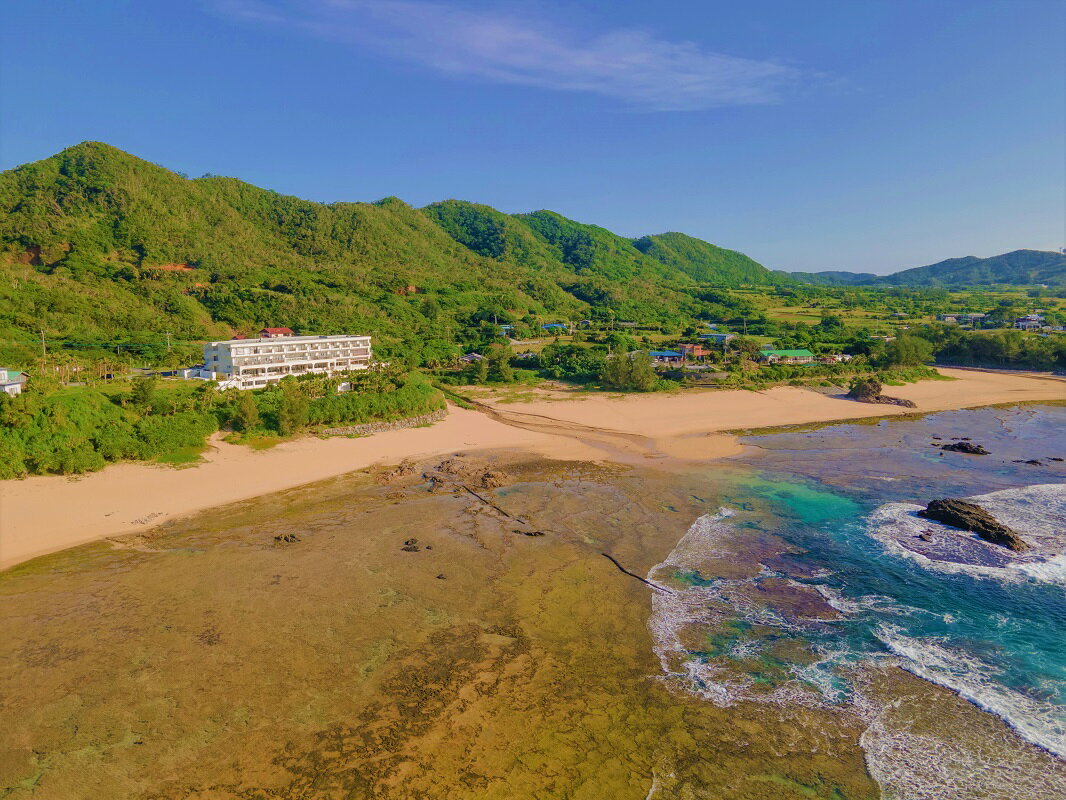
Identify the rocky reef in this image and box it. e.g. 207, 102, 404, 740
940, 441, 990, 455
917, 498, 1029, 551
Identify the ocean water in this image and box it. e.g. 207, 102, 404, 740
650, 405, 1066, 798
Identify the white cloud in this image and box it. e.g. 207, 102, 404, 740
213, 0, 808, 110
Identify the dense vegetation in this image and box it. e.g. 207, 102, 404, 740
0, 368, 443, 478
634, 232, 783, 286
0, 142, 788, 371
2, 142, 1064, 478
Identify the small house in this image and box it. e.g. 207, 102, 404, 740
700, 333, 736, 346
649, 350, 684, 364
1013, 315, 1044, 331
760, 349, 815, 365
459, 353, 486, 363
541, 323, 569, 333
1, 369, 27, 396
678, 344, 710, 359
260, 327, 295, 338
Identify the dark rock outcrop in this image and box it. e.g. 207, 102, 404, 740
274, 533, 301, 544
940, 442, 990, 455
846, 377, 917, 408
917, 498, 1028, 551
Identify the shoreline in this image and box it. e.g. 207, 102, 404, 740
2, 367, 1063, 571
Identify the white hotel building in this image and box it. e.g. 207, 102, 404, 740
199, 333, 372, 390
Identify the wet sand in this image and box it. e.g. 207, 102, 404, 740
1, 368, 1062, 571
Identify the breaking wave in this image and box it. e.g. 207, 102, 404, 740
649, 500, 1066, 798
875, 625, 1065, 759
866, 484, 1066, 586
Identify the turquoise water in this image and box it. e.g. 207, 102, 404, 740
651, 405, 1066, 784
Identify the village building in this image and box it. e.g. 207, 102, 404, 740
260, 327, 295, 338
700, 333, 736, 346
678, 344, 710, 359
649, 350, 684, 364
458, 352, 486, 363
541, 323, 569, 333
1014, 314, 1045, 330
1, 369, 28, 396
196, 333, 372, 390
760, 349, 815, 365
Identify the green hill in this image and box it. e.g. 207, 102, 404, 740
872, 250, 1066, 287
785, 250, 1065, 288
633, 232, 779, 285
0, 142, 774, 367
777, 270, 878, 286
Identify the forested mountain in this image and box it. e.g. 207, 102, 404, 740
785, 250, 1065, 288
873, 249, 1066, 287
778, 270, 878, 286
0, 142, 776, 366
633, 232, 780, 285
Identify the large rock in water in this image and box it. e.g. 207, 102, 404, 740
917, 499, 1029, 551
940, 441, 990, 455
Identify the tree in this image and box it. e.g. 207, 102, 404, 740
730, 336, 763, 360
880, 335, 934, 367
487, 346, 515, 383
600, 351, 657, 392
129, 376, 156, 410
277, 380, 309, 435
234, 391, 260, 432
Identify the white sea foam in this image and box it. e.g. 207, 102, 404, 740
646, 510, 829, 708
875, 625, 1066, 759
856, 682, 1066, 800
652, 505, 1066, 799
812, 583, 915, 617
866, 483, 1066, 586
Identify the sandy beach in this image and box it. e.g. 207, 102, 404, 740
1, 367, 1062, 570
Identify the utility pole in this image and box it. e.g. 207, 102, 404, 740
166, 330, 172, 353
39, 328, 46, 358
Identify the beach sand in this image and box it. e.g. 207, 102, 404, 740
1, 368, 1062, 570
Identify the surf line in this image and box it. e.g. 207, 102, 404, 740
601, 553, 676, 595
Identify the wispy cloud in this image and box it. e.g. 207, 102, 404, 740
213, 0, 809, 111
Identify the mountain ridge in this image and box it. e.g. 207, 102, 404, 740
0, 141, 775, 365
783, 249, 1065, 288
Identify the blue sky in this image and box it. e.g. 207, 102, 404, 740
1, 0, 1062, 273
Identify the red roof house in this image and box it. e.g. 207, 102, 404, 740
260, 327, 294, 338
